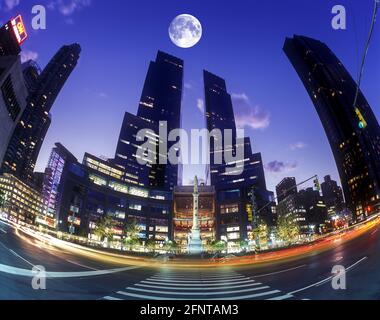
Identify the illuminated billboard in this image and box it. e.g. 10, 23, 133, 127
11, 15, 27, 45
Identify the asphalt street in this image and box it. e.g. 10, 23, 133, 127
0, 219, 379, 300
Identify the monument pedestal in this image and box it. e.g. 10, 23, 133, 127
188, 228, 203, 255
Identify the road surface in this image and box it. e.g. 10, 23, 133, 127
0, 219, 379, 300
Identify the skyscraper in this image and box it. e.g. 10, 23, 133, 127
321, 175, 345, 214
114, 51, 184, 191
0, 55, 28, 167
203, 71, 273, 247
1, 44, 81, 184
276, 177, 297, 204
203, 71, 269, 192
0, 15, 27, 57
284, 35, 380, 220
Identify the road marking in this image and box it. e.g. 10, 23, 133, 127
116, 289, 281, 301
150, 275, 245, 280
103, 296, 122, 300
65, 259, 99, 271
267, 294, 294, 300
126, 285, 271, 296
135, 282, 263, 291
9, 249, 35, 267
145, 277, 253, 284
141, 279, 256, 287
0, 263, 140, 278
288, 256, 368, 295
251, 265, 307, 278
103, 271, 296, 301
0, 228, 7, 234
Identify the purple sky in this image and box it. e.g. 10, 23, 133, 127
1, 0, 379, 193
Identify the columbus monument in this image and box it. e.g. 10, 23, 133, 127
188, 176, 203, 254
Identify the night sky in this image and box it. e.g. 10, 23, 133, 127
1, 0, 379, 193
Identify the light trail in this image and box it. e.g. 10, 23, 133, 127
6, 215, 380, 269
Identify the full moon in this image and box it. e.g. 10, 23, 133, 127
169, 14, 202, 48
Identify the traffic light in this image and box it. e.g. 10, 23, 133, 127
314, 178, 321, 192
355, 108, 367, 129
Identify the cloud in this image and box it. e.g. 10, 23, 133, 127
20, 50, 39, 63
197, 98, 205, 113
232, 93, 270, 130
48, 0, 91, 16
2, 0, 20, 10
184, 83, 192, 90
290, 142, 307, 151
98, 92, 108, 99
265, 161, 298, 173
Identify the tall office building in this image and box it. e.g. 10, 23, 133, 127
284, 35, 380, 220
22, 60, 41, 93
0, 15, 27, 57
114, 51, 184, 191
203, 71, 273, 248
0, 55, 28, 167
321, 175, 345, 214
1, 44, 81, 184
204, 71, 268, 190
276, 177, 297, 204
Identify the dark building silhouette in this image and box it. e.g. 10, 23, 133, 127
276, 177, 297, 204
0, 16, 26, 57
203, 71, 273, 248
1, 44, 81, 184
113, 112, 160, 187
321, 175, 345, 215
298, 187, 328, 229
114, 51, 184, 191
22, 60, 41, 93
284, 35, 380, 220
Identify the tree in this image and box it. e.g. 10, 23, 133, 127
123, 218, 141, 251
145, 239, 157, 253
208, 240, 227, 253
93, 215, 116, 245
252, 218, 269, 251
277, 212, 300, 245
0, 190, 6, 210
163, 240, 179, 254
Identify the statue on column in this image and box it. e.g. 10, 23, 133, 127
188, 176, 203, 254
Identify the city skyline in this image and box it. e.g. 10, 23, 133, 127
1, 0, 379, 193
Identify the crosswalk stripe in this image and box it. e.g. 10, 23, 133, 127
116, 289, 281, 301
145, 278, 252, 284
103, 296, 122, 300
135, 282, 263, 291
211, 290, 281, 300
150, 275, 246, 281
141, 279, 256, 287
267, 294, 294, 300
127, 286, 271, 296
117, 291, 177, 300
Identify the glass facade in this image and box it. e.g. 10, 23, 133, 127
284, 35, 380, 220
1, 44, 81, 184
114, 51, 184, 191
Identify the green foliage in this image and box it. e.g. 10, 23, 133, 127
208, 240, 227, 253
145, 239, 157, 252
277, 212, 301, 245
163, 240, 179, 253
123, 218, 142, 250
0, 190, 5, 209
93, 215, 116, 242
